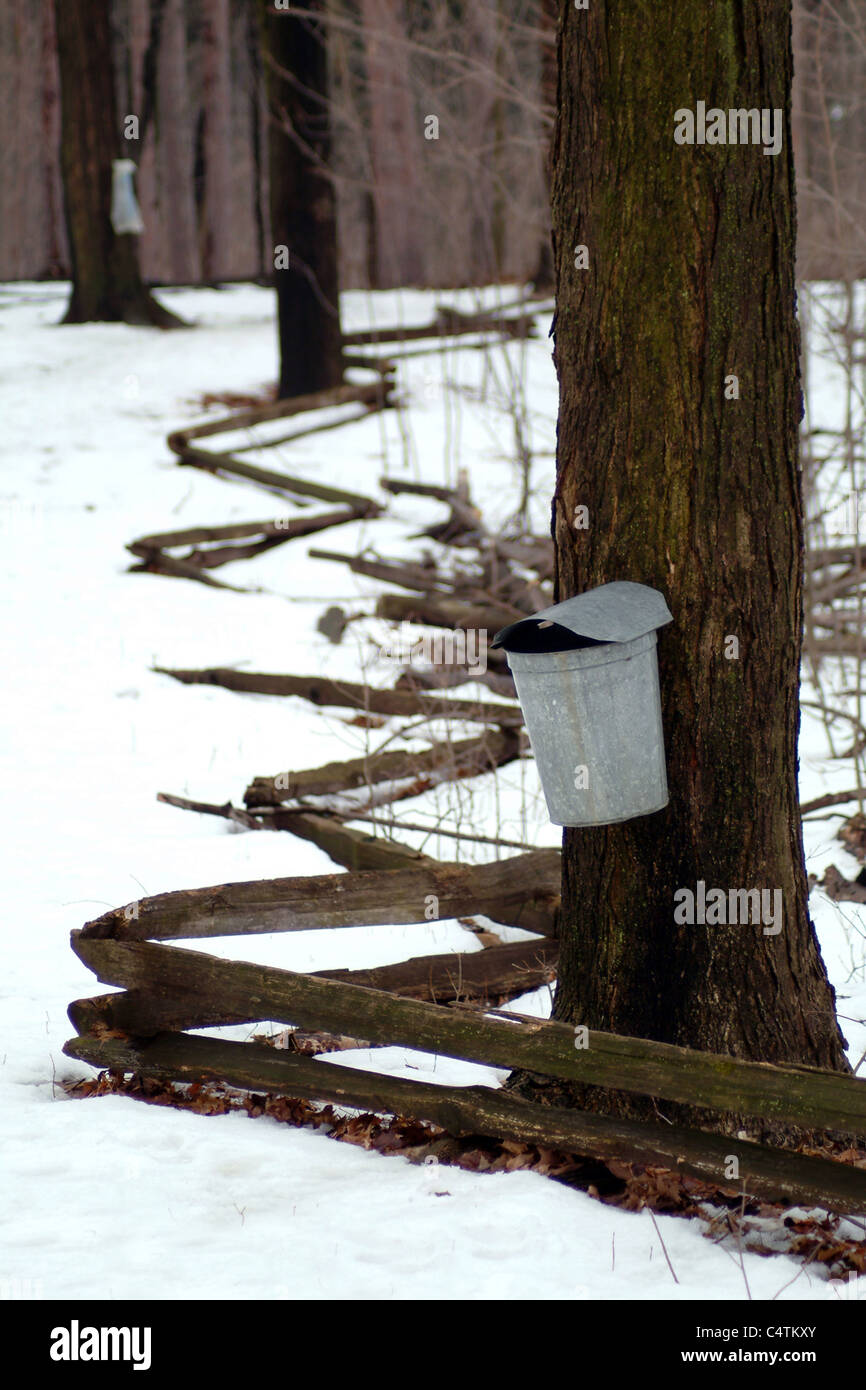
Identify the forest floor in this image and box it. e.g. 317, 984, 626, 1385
1, 280, 865, 1301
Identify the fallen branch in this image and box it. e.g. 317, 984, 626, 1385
800, 789, 866, 815
393, 662, 516, 700
171, 446, 384, 513
333, 812, 538, 852
379, 473, 483, 545
127, 551, 251, 591
157, 796, 443, 873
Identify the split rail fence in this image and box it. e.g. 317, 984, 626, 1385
66, 848, 866, 1216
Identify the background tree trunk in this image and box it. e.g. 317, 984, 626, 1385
200, 0, 233, 281
156, 0, 200, 285
530, 0, 557, 292
360, 0, 422, 288
40, 0, 66, 279
544, 0, 849, 1131
127, 0, 160, 283
53, 0, 183, 326
259, 0, 343, 398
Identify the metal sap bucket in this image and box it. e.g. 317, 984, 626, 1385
492, 581, 673, 827
110, 159, 144, 236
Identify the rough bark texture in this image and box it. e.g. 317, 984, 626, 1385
546, 1, 849, 1121
53, 0, 183, 326
259, 0, 343, 397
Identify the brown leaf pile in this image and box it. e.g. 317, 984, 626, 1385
63, 1069, 866, 1277
838, 813, 866, 862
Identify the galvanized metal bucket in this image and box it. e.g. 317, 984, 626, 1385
492, 581, 673, 827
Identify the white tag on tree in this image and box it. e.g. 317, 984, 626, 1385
110, 159, 144, 235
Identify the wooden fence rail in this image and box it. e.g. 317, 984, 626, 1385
64, 1028, 866, 1215
79, 850, 560, 942
69, 930, 866, 1144
66, 850, 866, 1215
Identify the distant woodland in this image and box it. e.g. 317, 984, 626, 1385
1, 0, 864, 288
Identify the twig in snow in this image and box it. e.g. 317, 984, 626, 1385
647, 1208, 679, 1285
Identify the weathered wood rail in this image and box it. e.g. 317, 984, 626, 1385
65, 850, 866, 1215
64, 1030, 866, 1216
154, 667, 524, 729
78, 851, 560, 941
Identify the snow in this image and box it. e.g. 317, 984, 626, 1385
1, 280, 864, 1302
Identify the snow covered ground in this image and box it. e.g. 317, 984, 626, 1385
1, 281, 864, 1302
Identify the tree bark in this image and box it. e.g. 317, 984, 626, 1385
155, 0, 199, 285
200, 0, 233, 280
545, 0, 849, 1127
530, 0, 557, 292
360, 0, 422, 288
259, 0, 343, 397
40, 0, 66, 278
53, 0, 184, 326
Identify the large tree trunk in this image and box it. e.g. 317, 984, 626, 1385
543, 0, 848, 1131
259, 0, 343, 399
53, 0, 183, 326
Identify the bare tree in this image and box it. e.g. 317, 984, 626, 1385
157, 0, 199, 285
541, 0, 849, 1133
259, 0, 343, 397
360, 0, 422, 287
200, 0, 233, 281
53, 0, 183, 326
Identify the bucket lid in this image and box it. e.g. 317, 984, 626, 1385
491, 581, 673, 651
